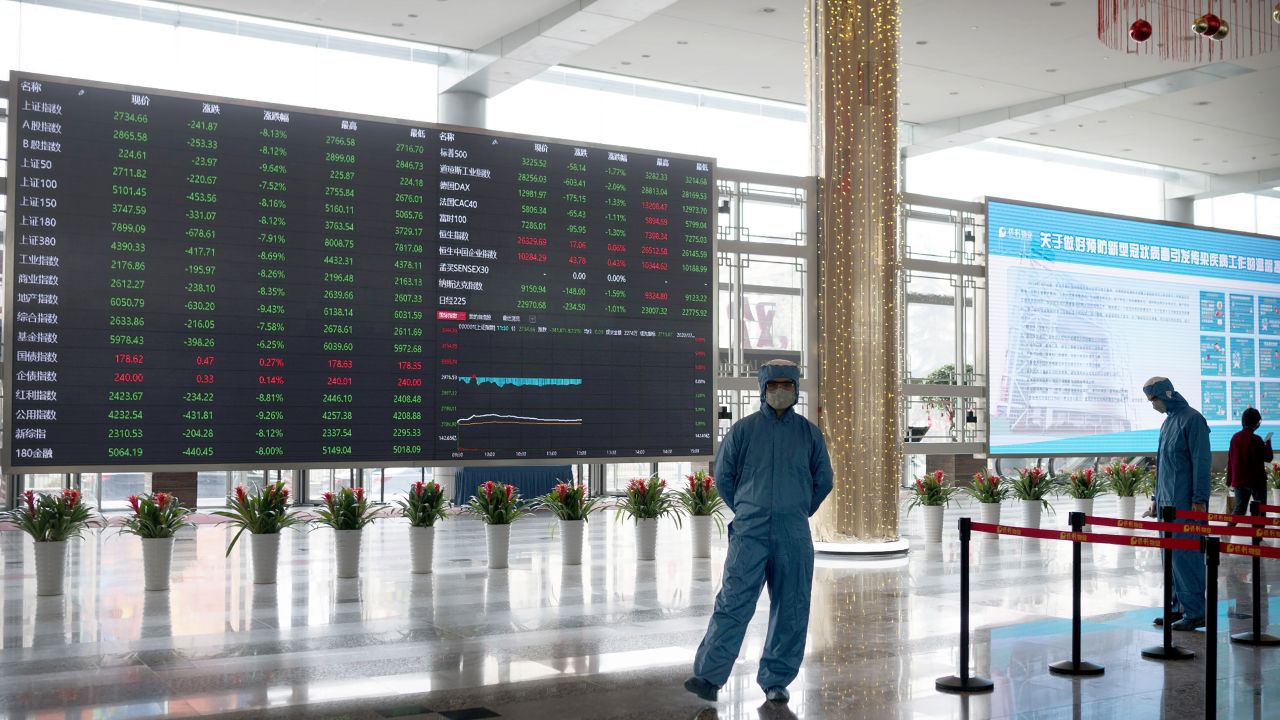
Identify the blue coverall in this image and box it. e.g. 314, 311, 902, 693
1146, 378, 1211, 620
692, 362, 834, 691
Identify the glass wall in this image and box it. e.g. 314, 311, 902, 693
487, 68, 808, 177
904, 138, 1167, 220
1195, 193, 1280, 236
0, 1, 441, 121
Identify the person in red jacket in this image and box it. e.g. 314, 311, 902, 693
1227, 407, 1273, 517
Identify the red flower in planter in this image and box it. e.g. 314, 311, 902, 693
129, 495, 141, 513
24, 490, 36, 512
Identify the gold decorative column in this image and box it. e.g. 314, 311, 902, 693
809, 0, 901, 544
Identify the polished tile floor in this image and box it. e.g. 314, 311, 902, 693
2, 495, 1279, 719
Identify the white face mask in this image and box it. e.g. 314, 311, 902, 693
766, 387, 795, 411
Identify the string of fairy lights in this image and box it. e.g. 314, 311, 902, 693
808, 0, 902, 544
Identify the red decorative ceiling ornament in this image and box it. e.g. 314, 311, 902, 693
1098, 1, 1280, 62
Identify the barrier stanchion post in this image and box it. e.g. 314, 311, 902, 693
1142, 506, 1195, 660
936, 517, 994, 694
1230, 501, 1280, 646
1204, 536, 1219, 720
1049, 511, 1105, 676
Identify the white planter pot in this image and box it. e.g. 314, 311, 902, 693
560, 519, 585, 566
334, 529, 361, 579
486, 523, 511, 569
635, 517, 659, 560
141, 536, 175, 592
250, 532, 281, 585
34, 540, 67, 597
978, 502, 1001, 528
1070, 498, 1095, 528
1021, 500, 1043, 530
1270, 487, 1280, 508
1117, 496, 1137, 534
922, 505, 944, 543
689, 515, 713, 558
410, 526, 435, 574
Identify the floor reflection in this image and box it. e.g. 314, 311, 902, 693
0, 496, 1278, 718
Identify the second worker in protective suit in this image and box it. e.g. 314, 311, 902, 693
684, 359, 833, 704
1143, 376, 1211, 630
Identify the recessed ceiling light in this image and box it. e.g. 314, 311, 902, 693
902, 101, 911, 106
641, 54, 650, 58
948, 91, 959, 95
1029, 131, 1039, 136
408, 13, 417, 18
1202, 161, 1210, 165
761, 85, 771, 89
1192, 137, 1203, 142
621, 60, 632, 65
1049, 1, 1065, 6
677, 40, 688, 45
1121, 148, 1132, 151
392, 22, 404, 27
1097, 119, 1107, 123
1045, 68, 1057, 73
916, 40, 928, 45
969, 25, 979, 30
1193, 100, 1212, 106
762, 7, 776, 12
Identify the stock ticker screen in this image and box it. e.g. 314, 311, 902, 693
4, 73, 716, 471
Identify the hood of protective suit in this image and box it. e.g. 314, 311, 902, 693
1143, 376, 1190, 414
759, 360, 801, 415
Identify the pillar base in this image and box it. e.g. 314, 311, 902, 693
814, 538, 909, 556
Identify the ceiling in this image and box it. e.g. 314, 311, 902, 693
172, 0, 1280, 184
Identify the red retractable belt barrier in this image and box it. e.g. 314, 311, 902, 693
968, 521, 1201, 551
1084, 515, 1280, 540
1260, 503, 1280, 514
1217, 541, 1280, 560
1173, 509, 1280, 526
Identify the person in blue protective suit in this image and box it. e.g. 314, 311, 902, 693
1143, 376, 1211, 630
684, 359, 834, 704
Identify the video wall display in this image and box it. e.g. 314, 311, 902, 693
4, 73, 715, 471
988, 198, 1280, 455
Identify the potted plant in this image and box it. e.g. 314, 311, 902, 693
397, 481, 449, 574
2, 489, 99, 596
616, 475, 682, 560
676, 470, 726, 558
964, 472, 1007, 527
1211, 469, 1232, 514
1064, 468, 1106, 528
120, 492, 195, 591
465, 481, 529, 569
1103, 462, 1149, 522
1269, 463, 1280, 507
314, 486, 379, 579
907, 470, 957, 543
539, 481, 603, 566
1009, 466, 1054, 529
213, 481, 304, 585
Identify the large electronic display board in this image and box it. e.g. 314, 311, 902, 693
989, 198, 1280, 455
4, 73, 715, 471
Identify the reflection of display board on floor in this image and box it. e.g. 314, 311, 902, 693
988, 198, 1280, 455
